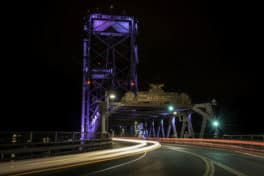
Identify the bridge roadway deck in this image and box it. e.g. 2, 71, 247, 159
6, 142, 264, 176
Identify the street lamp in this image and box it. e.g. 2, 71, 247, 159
109, 93, 116, 100
173, 111, 177, 115
102, 91, 116, 135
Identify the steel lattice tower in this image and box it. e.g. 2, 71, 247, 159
81, 13, 139, 138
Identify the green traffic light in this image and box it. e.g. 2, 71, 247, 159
168, 105, 174, 112
212, 120, 219, 127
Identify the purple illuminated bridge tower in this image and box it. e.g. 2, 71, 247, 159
81, 13, 139, 138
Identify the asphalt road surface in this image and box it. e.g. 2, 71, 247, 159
31, 144, 264, 176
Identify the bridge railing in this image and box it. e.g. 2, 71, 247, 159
0, 131, 112, 161
140, 137, 264, 155
0, 131, 111, 145
222, 134, 264, 142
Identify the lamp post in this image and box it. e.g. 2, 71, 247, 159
102, 91, 116, 135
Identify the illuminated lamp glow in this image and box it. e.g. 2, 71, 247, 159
212, 120, 219, 127
168, 105, 174, 112
109, 94, 116, 100
87, 80, 91, 85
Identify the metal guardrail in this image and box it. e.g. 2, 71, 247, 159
0, 131, 111, 145
0, 131, 112, 161
145, 137, 264, 155
223, 134, 264, 141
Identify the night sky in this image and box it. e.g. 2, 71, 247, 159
2, 0, 262, 134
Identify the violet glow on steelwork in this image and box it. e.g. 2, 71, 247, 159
90, 13, 134, 21
134, 45, 139, 64
91, 74, 109, 79
92, 68, 112, 73
81, 13, 139, 139
93, 20, 129, 33
91, 68, 112, 79
85, 112, 101, 138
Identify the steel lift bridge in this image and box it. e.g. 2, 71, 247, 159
81, 13, 215, 139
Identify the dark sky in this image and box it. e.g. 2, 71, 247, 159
2, 0, 262, 133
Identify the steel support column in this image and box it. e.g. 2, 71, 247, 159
180, 115, 187, 138
144, 121, 148, 137
134, 121, 138, 136
160, 119, 165, 137
166, 117, 172, 137
151, 120, 156, 137
200, 118, 207, 138
187, 113, 194, 138
171, 116, 178, 137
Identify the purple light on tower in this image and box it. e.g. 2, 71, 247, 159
81, 13, 138, 139
93, 20, 129, 33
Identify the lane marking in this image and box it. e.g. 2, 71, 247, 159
235, 151, 264, 160
164, 145, 249, 176
164, 146, 214, 176
212, 160, 248, 176
166, 143, 264, 160
208, 158, 215, 176
85, 152, 147, 176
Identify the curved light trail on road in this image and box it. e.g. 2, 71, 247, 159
0, 138, 161, 176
